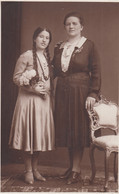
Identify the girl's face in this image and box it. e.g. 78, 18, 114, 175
35, 30, 50, 50
64, 16, 83, 37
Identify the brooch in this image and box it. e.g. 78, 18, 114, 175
73, 46, 83, 57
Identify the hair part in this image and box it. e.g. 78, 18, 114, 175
63, 11, 84, 26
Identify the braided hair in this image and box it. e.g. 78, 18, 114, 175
45, 46, 51, 65
32, 27, 52, 82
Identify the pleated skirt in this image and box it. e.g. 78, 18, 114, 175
9, 87, 55, 154
54, 72, 91, 148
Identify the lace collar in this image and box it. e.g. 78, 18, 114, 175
59, 36, 87, 49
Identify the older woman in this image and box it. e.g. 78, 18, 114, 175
52, 11, 101, 185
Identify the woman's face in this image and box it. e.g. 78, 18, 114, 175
35, 30, 50, 50
64, 16, 83, 37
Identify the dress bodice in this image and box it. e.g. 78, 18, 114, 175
52, 39, 100, 77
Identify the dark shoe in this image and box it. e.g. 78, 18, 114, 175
59, 168, 72, 179
67, 171, 82, 185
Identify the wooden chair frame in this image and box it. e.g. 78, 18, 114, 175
87, 98, 119, 191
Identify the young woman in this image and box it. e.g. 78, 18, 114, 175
9, 27, 55, 184
52, 12, 101, 185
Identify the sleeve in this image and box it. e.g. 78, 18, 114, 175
51, 48, 57, 79
13, 51, 36, 94
13, 51, 29, 86
88, 42, 101, 101
51, 41, 63, 79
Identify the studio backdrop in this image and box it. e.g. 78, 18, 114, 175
1, 2, 119, 167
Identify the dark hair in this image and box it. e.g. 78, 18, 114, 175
63, 11, 84, 26
33, 26, 52, 45
32, 27, 52, 80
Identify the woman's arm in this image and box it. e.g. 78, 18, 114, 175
51, 54, 57, 80
86, 42, 101, 110
51, 42, 63, 79
88, 42, 101, 100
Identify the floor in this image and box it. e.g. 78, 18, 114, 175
1, 163, 118, 192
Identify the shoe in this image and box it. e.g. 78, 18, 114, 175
33, 169, 46, 182
24, 170, 34, 184
67, 171, 82, 185
59, 168, 72, 179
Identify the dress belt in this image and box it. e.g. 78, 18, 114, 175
59, 72, 90, 79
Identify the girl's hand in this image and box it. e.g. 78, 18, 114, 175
33, 85, 46, 95
85, 97, 96, 111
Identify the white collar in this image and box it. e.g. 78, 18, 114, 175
59, 36, 87, 49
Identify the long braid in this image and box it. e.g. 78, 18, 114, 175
45, 46, 51, 65
30, 43, 39, 85
45, 46, 54, 94
32, 43, 37, 70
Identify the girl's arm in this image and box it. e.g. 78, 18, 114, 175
13, 51, 41, 94
13, 51, 30, 86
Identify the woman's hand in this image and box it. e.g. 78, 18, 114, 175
85, 97, 96, 111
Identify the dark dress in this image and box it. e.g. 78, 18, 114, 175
52, 39, 101, 148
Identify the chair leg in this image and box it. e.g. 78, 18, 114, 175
114, 152, 118, 182
104, 149, 111, 191
89, 144, 96, 183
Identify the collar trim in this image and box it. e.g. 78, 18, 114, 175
59, 36, 87, 49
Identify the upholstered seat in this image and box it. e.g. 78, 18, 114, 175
93, 135, 119, 148
87, 98, 119, 191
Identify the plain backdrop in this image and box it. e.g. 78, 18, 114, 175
21, 2, 119, 103
1, 2, 119, 169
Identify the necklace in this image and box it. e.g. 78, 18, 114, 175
36, 54, 49, 81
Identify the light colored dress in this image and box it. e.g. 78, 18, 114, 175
9, 50, 55, 154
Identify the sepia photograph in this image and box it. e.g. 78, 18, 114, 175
1, 0, 119, 192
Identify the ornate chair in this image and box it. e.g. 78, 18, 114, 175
87, 98, 119, 191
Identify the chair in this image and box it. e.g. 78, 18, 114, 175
87, 98, 119, 191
